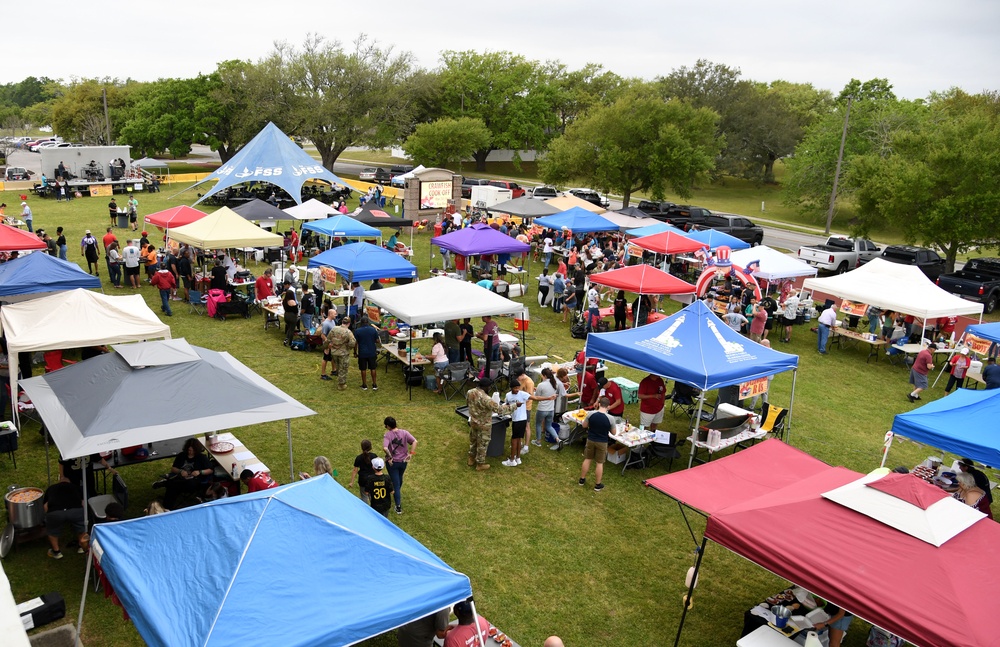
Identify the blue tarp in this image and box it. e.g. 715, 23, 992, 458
91, 477, 471, 647
965, 322, 1000, 344
685, 229, 751, 250
625, 222, 686, 237
307, 242, 417, 282
303, 215, 381, 239
534, 207, 620, 233
0, 252, 101, 301
585, 300, 799, 390
191, 122, 351, 206
891, 389, 1000, 468
431, 223, 530, 256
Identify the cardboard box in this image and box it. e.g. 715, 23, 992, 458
606, 443, 628, 464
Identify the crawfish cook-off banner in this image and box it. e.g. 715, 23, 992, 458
419, 181, 452, 210
738, 377, 769, 400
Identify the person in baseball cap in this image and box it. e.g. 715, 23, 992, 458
364, 457, 392, 516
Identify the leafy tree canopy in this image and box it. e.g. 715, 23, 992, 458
402, 117, 491, 169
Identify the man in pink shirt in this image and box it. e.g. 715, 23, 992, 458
908, 339, 934, 402
443, 601, 489, 647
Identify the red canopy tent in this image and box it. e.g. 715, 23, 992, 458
0, 223, 46, 251
588, 264, 696, 295
646, 440, 1000, 647
630, 231, 707, 255
143, 205, 209, 229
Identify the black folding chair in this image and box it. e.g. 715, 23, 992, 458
442, 362, 473, 401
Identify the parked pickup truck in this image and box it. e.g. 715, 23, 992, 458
797, 236, 881, 274
880, 245, 946, 282
691, 213, 764, 246
936, 257, 1000, 314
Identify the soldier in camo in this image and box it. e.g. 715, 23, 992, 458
465, 377, 515, 471
325, 318, 356, 390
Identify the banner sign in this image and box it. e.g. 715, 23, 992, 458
966, 334, 992, 355
419, 181, 452, 210
738, 377, 769, 400
840, 299, 869, 317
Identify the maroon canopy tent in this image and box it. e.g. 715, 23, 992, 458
629, 231, 707, 255
588, 264, 695, 295
0, 223, 46, 251
646, 440, 1000, 647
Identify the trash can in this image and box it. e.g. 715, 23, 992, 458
116, 213, 128, 229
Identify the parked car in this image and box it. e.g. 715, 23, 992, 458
461, 177, 490, 199
4, 167, 32, 181
488, 180, 525, 198
880, 245, 946, 281
530, 185, 559, 199
692, 213, 764, 246
389, 165, 414, 178
657, 205, 715, 229
637, 200, 677, 218
359, 167, 390, 184
28, 138, 60, 152
936, 257, 1000, 314
797, 236, 881, 273
568, 188, 609, 208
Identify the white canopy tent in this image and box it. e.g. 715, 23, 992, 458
600, 211, 658, 231
0, 563, 29, 647
0, 290, 171, 420
283, 198, 337, 221
803, 258, 983, 320
364, 276, 527, 325
730, 245, 818, 281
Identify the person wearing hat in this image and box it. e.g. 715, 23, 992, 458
108, 197, 118, 227
324, 317, 356, 390
20, 201, 32, 232
443, 600, 489, 647
957, 458, 992, 504
363, 457, 392, 517
945, 346, 973, 394
591, 376, 625, 422
983, 356, 1000, 390
907, 339, 934, 402
80, 229, 100, 276
464, 378, 515, 471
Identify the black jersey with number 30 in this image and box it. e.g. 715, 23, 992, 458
365, 473, 392, 513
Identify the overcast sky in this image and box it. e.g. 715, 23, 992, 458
8, 0, 997, 100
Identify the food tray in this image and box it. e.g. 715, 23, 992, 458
209, 441, 235, 453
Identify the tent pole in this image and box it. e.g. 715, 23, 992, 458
286, 418, 294, 483
75, 549, 94, 647
467, 598, 488, 647
673, 536, 708, 647
688, 394, 706, 468
932, 331, 966, 388
786, 369, 797, 445
44, 426, 51, 486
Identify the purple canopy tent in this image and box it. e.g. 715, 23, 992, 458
430, 223, 530, 290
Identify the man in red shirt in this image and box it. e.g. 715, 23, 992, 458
592, 376, 625, 421
255, 268, 275, 301
102, 227, 118, 252
240, 469, 279, 493
578, 366, 598, 409
443, 600, 489, 647
637, 373, 667, 431
908, 339, 934, 402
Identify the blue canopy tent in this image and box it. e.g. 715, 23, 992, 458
303, 215, 381, 246
684, 228, 751, 251
931, 321, 1000, 387
188, 122, 351, 206
891, 389, 1000, 469
0, 252, 101, 303
625, 222, 687, 237
533, 207, 619, 234
88, 477, 473, 647
307, 242, 417, 283
585, 300, 799, 454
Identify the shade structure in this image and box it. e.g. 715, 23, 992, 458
143, 205, 209, 229
630, 230, 708, 255
90, 477, 472, 647
803, 257, 983, 319
307, 242, 416, 283
486, 196, 560, 218
588, 265, 696, 295
964, 321, 1000, 343
891, 388, 1000, 469
543, 195, 605, 213
0, 252, 101, 302
283, 198, 336, 221
431, 223, 530, 256
533, 207, 619, 234
0, 290, 171, 419
625, 222, 687, 238
0, 562, 29, 647
190, 122, 351, 205
684, 228, 750, 250
350, 201, 415, 228
729, 245, 818, 281
389, 164, 425, 187
600, 210, 657, 231
130, 157, 169, 169
20, 339, 315, 459
302, 215, 381, 239
649, 441, 1000, 647
613, 206, 650, 219
585, 299, 798, 391
231, 198, 296, 222
0, 223, 46, 252
364, 276, 526, 326
167, 207, 284, 249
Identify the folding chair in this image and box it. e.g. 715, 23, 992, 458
758, 402, 788, 441
645, 431, 681, 473
43, 350, 77, 373
442, 362, 473, 401
188, 289, 205, 315
669, 382, 699, 418
88, 472, 129, 522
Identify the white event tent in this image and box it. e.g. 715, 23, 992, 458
364, 276, 526, 325
803, 258, 983, 320
283, 198, 337, 221
730, 245, 818, 282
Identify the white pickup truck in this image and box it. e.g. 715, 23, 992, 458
797, 236, 881, 274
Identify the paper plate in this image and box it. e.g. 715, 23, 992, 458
209, 441, 235, 454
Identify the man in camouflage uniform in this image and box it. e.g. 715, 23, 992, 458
325, 318, 356, 390
465, 377, 515, 471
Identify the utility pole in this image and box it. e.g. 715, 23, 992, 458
825, 95, 853, 235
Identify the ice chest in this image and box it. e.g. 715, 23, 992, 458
609, 377, 639, 404
696, 414, 751, 442
18, 591, 65, 630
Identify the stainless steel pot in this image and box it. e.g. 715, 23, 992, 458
5, 486, 45, 530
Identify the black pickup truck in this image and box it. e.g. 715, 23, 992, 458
690, 213, 765, 246
936, 257, 1000, 314
880, 245, 947, 282
637, 202, 714, 228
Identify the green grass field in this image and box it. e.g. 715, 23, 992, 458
2, 183, 991, 647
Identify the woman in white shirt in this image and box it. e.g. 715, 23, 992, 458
532, 368, 566, 447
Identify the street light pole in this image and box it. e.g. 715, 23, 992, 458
825, 95, 853, 235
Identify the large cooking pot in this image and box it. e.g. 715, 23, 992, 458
6, 486, 45, 530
